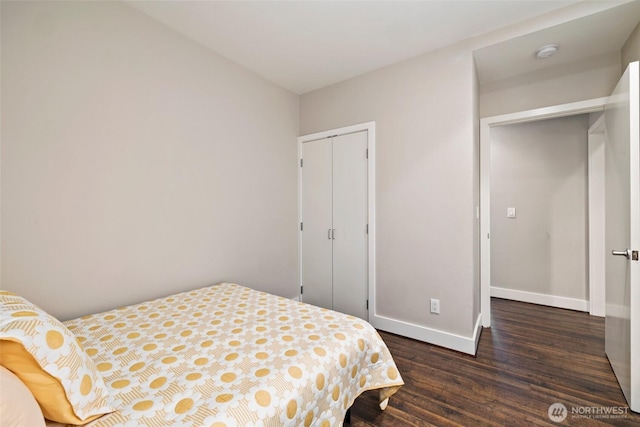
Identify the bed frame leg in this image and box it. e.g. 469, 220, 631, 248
344, 407, 351, 424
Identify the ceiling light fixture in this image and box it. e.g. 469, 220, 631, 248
535, 44, 558, 59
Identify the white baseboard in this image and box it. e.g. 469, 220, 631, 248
472, 313, 483, 350
371, 313, 483, 356
491, 286, 588, 312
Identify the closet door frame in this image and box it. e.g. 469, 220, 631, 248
298, 122, 376, 321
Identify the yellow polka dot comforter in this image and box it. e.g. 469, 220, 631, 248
64, 283, 404, 426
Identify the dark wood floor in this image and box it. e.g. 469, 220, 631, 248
349, 298, 639, 426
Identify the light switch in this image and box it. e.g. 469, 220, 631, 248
507, 207, 516, 218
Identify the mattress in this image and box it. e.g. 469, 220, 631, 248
61, 283, 403, 426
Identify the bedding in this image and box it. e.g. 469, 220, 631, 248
0, 292, 114, 424
43, 282, 403, 426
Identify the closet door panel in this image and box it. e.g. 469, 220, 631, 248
301, 139, 333, 310
332, 131, 368, 319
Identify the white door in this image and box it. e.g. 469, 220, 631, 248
300, 131, 369, 320
332, 132, 368, 320
605, 61, 639, 412
301, 138, 333, 311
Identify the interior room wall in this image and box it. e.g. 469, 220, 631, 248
479, 52, 621, 118
1, 1, 299, 320
622, 21, 640, 69
301, 44, 479, 342
300, 2, 624, 352
490, 115, 589, 304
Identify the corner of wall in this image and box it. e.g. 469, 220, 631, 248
622, 22, 640, 70
371, 312, 483, 356
472, 57, 481, 322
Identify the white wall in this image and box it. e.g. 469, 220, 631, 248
479, 52, 621, 118
300, 3, 620, 352
622, 22, 640, 69
0, 0, 624, 351
1, 1, 299, 320
301, 44, 480, 345
490, 115, 589, 305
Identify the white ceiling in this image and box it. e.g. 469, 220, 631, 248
474, 0, 640, 83
126, 1, 639, 95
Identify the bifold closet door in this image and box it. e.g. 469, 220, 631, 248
332, 132, 368, 320
301, 138, 333, 310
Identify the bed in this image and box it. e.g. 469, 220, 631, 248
0, 283, 403, 426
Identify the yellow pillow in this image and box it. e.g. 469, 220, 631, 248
0, 292, 115, 424
0, 366, 46, 427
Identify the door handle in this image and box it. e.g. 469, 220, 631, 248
328, 229, 332, 240
332, 229, 336, 240
612, 249, 630, 259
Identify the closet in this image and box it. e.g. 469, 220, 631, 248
300, 130, 368, 320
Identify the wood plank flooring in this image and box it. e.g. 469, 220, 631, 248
349, 298, 639, 426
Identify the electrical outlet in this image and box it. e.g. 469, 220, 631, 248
430, 298, 440, 314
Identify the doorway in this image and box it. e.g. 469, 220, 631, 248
480, 97, 608, 327
489, 115, 591, 312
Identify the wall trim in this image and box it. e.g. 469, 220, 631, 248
491, 286, 588, 312
371, 313, 483, 356
587, 115, 606, 317
473, 313, 484, 350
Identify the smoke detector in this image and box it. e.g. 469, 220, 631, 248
536, 44, 558, 59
